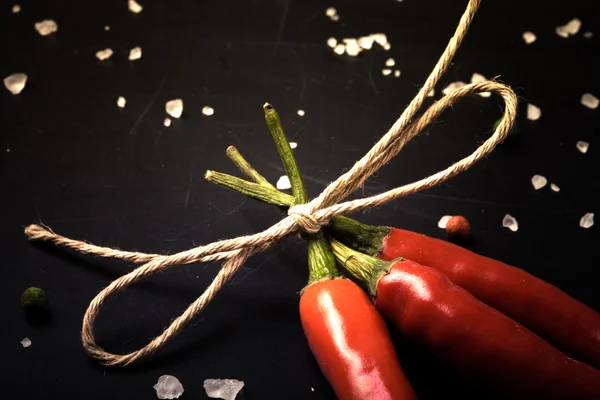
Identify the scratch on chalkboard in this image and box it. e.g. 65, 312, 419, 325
184, 173, 193, 210
129, 74, 168, 136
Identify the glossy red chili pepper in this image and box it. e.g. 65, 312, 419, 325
329, 239, 600, 399
328, 216, 600, 369
300, 278, 418, 400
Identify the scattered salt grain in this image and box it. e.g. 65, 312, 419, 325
580, 213, 594, 229
471, 73, 491, 97
581, 93, 599, 109
153, 375, 184, 399
202, 106, 215, 116
117, 96, 126, 108
522, 31, 536, 44
527, 103, 541, 121
382, 69, 392, 76
438, 215, 452, 229
276, 175, 291, 190
427, 89, 435, 97
385, 58, 395, 67
203, 379, 245, 400
333, 44, 345, 55
164, 118, 171, 127
325, 7, 339, 22
583, 31, 593, 39
128, 0, 143, 14
555, 18, 581, 38
20, 337, 31, 348
383, 42, 391, 51
3, 73, 27, 95
550, 183, 560, 192
358, 36, 374, 50
371, 33, 388, 47
576, 140, 589, 154
297, 109, 305, 116
343, 39, 361, 56
35, 20, 58, 36
95, 48, 113, 61
166, 99, 183, 118
327, 37, 337, 48
531, 175, 547, 190
289, 142, 298, 149
394, 69, 401, 78
12, 4, 21, 13
502, 214, 518, 232
128, 46, 142, 61
442, 81, 467, 96
104, 25, 110, 31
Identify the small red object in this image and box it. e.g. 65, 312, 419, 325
445, 215, 470, 240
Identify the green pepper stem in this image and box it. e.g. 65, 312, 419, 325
205, 170, 293, 207
226, 146, 275, 188
263, 103, 339, 283
327, 215, 391, 256
328, 237, 391, 297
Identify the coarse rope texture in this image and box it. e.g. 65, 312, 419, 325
24, 0, 518, 367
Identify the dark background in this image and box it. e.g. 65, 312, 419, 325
2, 0, 599, 398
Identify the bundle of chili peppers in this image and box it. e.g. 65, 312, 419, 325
205, 104, 600, 399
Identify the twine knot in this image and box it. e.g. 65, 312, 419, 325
288, 204, 322, 234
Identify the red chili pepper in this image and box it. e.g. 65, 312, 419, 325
300, 278, 418, 400
329, 238, 600, 399
328, 216, 600, 369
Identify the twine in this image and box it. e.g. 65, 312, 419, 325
24, 0, 517, 367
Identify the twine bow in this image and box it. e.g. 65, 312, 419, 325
24, 0, 517, 367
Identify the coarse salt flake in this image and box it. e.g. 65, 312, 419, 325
531, 175, 547, 190
527, 103, 541, 121
327, 37, 337, 48
556, 18, 581, 38
442, 81, 467, 96
297, 109, 305, 116
576, 141, 589, 154
385, 58, 395, 67
333, 44, 345, 55
502, 214, 518, 232
128, 47, 142, 61
471, 73, 491, 97
325, 7, 339, 22
95, 48, 113, 61
289, 142, 298, 149
343, 38, 361, 56
580, 213, 594, 229
202, 106, 214, 116
394, 69, 401, 78
164, 118, 171, 127
203, 379, 245, 400
12, 4, 21, 13
166, 99, 183, 118
3, 73, 27, 95
21, 337, 31, 348
371, 33, 388, 47
522, 31, 536, 44
438, 215, 452, 229
128, 0, 143, 14
358, 36, 374, 50
117, 96, 126, 108
104, 25, 110, 31
383, 42, 391, 50
35, 20, 58, 36
550, 183, 560, 192
276, 175, 291, 190
382, 69, 392, 76
581, 93, 599, 109
153, 375, 184, 399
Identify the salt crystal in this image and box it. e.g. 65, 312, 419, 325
35, 20, 58, 36
203, 379, 245, 400
522, 31, 536, 44
531, 175, 547, 190
385, 58, 395, 67
550, 183, 560, 192
442, 81, 467, 96
128, 46, 142, 61
343, 39, 361, 56
311, 387, 315, 392
371, 33, 388, 47
502, 214, 518, 232
20, 337, 31, 348
12, 4, 21, 13
394, 69, 401, 78
583, 31, 593, 39
382, 42, 391, 50
327, 37, 337, 48
438, 215, 452, 229
382, 69, 392, 76
95, 48, 113, 61
164, 118, 171, 127
289, 142, 298, 149
580, 213, 594, 229
276, 175, 291, 190
556, 18, 581, 38
166, 99, 183, 118
427, 89, 435, 97
333, 44, 345, 55
471, 73, 491, 97
358, 36, 374, 50
202, 106, 214, 116
527, 103, 541, 121
104, 25, 110, 31
576, 140, 589, 154
3, 73, 27, 95
153, 375, 184, 399
297, 109, 305, 116
128, 0, 143, 14
581, 93, 599, 109
117, 96, 126, 108
325, 7, 339, 22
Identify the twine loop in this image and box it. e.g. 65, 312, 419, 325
288, 204, 323, 234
